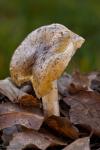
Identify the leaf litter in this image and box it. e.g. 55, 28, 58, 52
0, 71, 100, 150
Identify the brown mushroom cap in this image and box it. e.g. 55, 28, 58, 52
10, 23, 85, 97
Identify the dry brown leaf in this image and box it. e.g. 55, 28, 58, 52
88, 72, 100, 93
68, 71, 91, 94
63, 91, 100, 135
2, 125, 22, 145
87, 72, 100, 82
63, 137, 90, 150
0, 103, 21, 114
39, 127, 68, 146
44, 115, 79, 139
91, 80, 100, 93
19, 94, 40, 107
7, 130, 67, 150
58, 73, 72, 96
0, 78, 39, 106
7, 131, 50, 150
0, 112, 44, 130
0, 102, 43, 117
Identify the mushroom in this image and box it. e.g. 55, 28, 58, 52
10, 23, 85, 117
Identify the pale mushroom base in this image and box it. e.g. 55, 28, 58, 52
42, 80, 60, 117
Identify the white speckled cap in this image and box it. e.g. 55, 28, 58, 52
10, 23, 85, 97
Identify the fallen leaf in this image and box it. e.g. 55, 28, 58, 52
87, 72, 100, 82
0, 102, 43, 116
58, 73, 72, 96
0, 78, 39, 106
63, 91, 100, 135
0, 103, 23, 114
68, 71, 91, 94
91, 80, 100, 93
0, 112, 44, 131
19, 94, 40, 107
44, 115, 79, 139
7, 130, 67, 150
87, 71, 100, 93
63, 137, 90, 150
2, 125, 22, 145
40, 127, 68, 146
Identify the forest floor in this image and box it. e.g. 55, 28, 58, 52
0, 70, 100, 150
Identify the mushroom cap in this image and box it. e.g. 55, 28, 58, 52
10, 23, 85, 97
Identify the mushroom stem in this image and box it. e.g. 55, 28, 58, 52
42, 80, 60, 117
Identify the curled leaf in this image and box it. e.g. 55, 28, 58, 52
63, 91, 100, 135
63, 137, 90, 150
68, 71, 91, 94
45, 115, 79, 139
58, 73, 72, 96
7, 130, 67, 150
0, 78, 39, 106
0, 112, 44, 131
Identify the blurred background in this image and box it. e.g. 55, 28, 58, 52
0, 0, 100, 78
